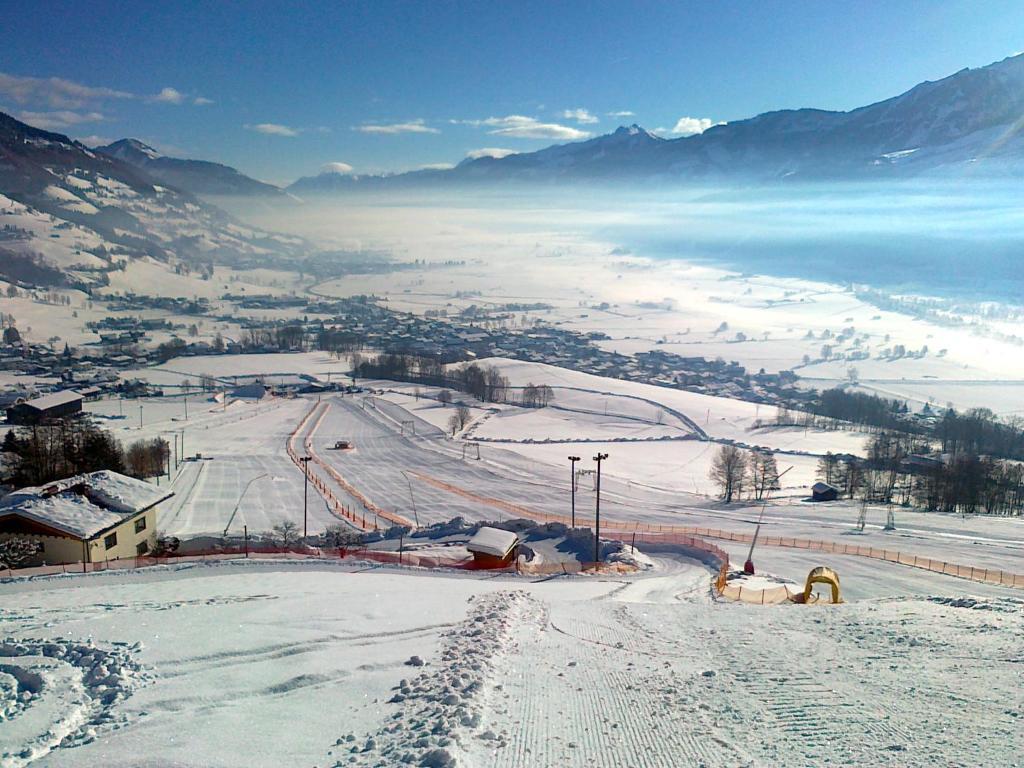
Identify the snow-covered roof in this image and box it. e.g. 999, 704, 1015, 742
0, 470, 172, 539
812, 482, 838, 494
19, 389, 83, 411
467, 526, 519, 558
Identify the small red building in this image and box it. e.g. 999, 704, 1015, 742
466, 526, 519, 568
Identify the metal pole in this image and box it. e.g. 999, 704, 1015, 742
593, 452, 608, 566
568, 456, 580, 527
300, 456, 311, 539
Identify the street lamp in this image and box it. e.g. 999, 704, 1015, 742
568, 456, 580, 527
299, 456, 312, 539
592, 452, 608, 566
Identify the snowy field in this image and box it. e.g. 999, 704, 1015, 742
2, 558, 1021, 767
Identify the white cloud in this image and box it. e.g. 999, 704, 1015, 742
0, 71, 132, 109
76, 134, 115, 147
607, 110, 635, 118
321, 161, 354, 175
465, 147, 518, 160
417, 162, 454, 171
245, 122, 300, 137
353, 119, 439, 135
561, 108, 599, 124
151, 87, 186, 105
15, 109, 105, 130
464, 115, 590, 140
193, 96, 214, 106
669, 116, 722, 136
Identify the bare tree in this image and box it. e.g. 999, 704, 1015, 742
437, 389, 452, 406
448, 404, 472, 435
749, 449, 780, 501
271, 520, 300, 548
709, 444, 747, 502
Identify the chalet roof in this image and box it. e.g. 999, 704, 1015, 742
18, 389, 83, 411
467, 526, 519, 558
0, 470, 172, 539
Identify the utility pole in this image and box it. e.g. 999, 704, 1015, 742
568, 455, 580, 527
592, 452, 608, 566
139, 404, 143, 430
299, 456, 311, 539
184, 394, 188, 420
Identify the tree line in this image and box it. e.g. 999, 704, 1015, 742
354, 353, 554, 408
2, 421, 170, 488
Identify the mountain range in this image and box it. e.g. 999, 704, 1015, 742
290, 52, 1024, 191
97, 139, 285, 197
2, 51, 1024, 285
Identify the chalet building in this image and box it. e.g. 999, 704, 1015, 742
5, 390, 84, 425
0, 470, 171, 566
466, 526, 519, 568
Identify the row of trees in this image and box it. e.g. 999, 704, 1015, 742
1, 422, 169, 487
816, 433, 1024, 516
354, 354, 516, 405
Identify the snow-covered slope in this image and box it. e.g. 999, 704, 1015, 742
0, 112, 305, 287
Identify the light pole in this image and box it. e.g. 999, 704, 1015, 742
223, 472, 268, 538
593, 452, 608, 566
299, 456, 312, 539
568, 455, 580, 527
400, 470, 420, 527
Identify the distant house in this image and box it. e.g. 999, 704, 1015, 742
466, 526, 519, 568
6, 390, 84, 425
230, 383, 269, 400
0, 470, 171, 566
811, 482, 839, 502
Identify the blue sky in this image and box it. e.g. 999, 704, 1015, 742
2, 0, 1023, 184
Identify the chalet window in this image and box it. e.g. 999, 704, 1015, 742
104, 532, 118, 549
136, 541, 149, 555
135, 517, 147, 533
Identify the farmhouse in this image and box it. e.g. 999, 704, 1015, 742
0, 470, 171, 566
5, 390, 83, 425
466, 526, 519, 568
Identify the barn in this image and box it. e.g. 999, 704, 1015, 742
0, 470, 171, 567
466, 526, 519, 568
6, 390, 84, 425
811, 482, 840, 502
